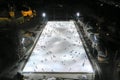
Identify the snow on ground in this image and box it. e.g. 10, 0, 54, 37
23, 21, 93, 73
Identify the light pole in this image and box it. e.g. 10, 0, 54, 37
42, 12, 47, 23
42, 12, 46, 18
76, 12, 80, 20
76, 12, 80, 17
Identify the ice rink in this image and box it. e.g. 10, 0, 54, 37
23, 21, 94, 73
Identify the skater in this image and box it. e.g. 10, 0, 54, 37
53, 55, 56, 58
51, 69, 54, 72
42, 68, 44, 71
70, 50, 74, 53
45, 58, 47, 61
61, 61, 63, 64
35, 66, 38, 69
64, 48, 67, 50
51, 56, 53, 60
64, 55, 66, 57
69, 67, 71, 71
73, 59, 76, 62
41, 60, 43, 63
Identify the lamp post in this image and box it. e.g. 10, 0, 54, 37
42, 12, 47, 24
42, 12, 46, 18
76, 12, 80, 20
76, 12, 80, 17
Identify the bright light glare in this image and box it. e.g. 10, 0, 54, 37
76, 12, 80, 17
42, 12, 46, 17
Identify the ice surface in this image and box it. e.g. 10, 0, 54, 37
23, 21, 94, 73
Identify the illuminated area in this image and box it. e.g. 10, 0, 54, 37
23, 21, 94, 73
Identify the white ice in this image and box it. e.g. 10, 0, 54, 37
23, 21, 94, 73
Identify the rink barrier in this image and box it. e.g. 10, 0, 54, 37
76, 20, 103, 80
